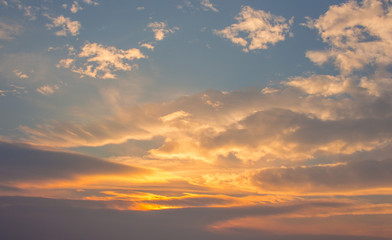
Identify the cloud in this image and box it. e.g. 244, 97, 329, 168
148, 22, 179, 41
1, 196, 391, 240
70, 1, 83, 13
140, 42, 154, 50
201, 0, 218, 12
214, 6, 293, 52
0, 21, 21, 40
57, 42, 147, 79
252, 158, 392, 193
136, 6, 144, 11
285, 74, 349, 96
36, 84, 59, 96
13, 69, 29, 79
46, 15, 81, 36
83, 0, 99, 6
0, 141, 146, 184
305, 0, 392, 73
0, 84, 26, 97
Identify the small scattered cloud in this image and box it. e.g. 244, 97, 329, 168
148, 22, 179, 41
136, 6, 144, 11
214, 6, 293, 52
36, 84, 59, 96
0, 85, 26, 97
46, 15, 81, 36
83, 0, 99, 6
57, 42, 147, 79
70, 1, 83, 13
140, 42, 154, 51
201, 0, 218, 12
13, 69, 29, 79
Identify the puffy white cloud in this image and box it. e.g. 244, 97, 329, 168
57, 42, 147, 79
214, 6, 293, 52
305, 0, 392, 73
46, 15, 81, 36
148, 22, 179, 41
201, 0, 218, 12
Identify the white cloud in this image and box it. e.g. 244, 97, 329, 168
0, 21, 21, 40
13, 69, 29, 79
46, 15, 81, 36
214, 6, 293, 52
201, 0, 218, 12
70, 1, 83, 13
148, 22, 179, 41
305, 0, 392, 73
36, 84, 59, 96
136, 6, 144, 11
57, 42, 147, 79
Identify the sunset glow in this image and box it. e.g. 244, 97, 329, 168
1, 1, 392, 239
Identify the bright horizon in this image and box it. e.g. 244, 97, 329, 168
1, 0, 392, 239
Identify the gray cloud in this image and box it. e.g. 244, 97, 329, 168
253, 158, 392, 192
0, 141, 147, 183
0, 196, 389, 240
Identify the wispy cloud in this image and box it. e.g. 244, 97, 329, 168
214, 6, 293, 52
148, 22, 179, 41
201, 0, 218, 12
0, 21, 21, 40
57, 42, 147, 79
36, 84, 59, 96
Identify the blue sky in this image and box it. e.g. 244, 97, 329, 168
1, 0, 392, 239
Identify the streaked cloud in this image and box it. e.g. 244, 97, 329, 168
0, 141, 146, 184
201, 0, 219, 12
253, 158, 392, 193
45, 15, 81, 36
305, 0, 392, 73
148, 21, 179, 41
57, 42, 147, 79
36, 84, 59, 96
214, 6, 293, 52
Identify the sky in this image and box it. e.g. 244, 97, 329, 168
1, 0, 392, 239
